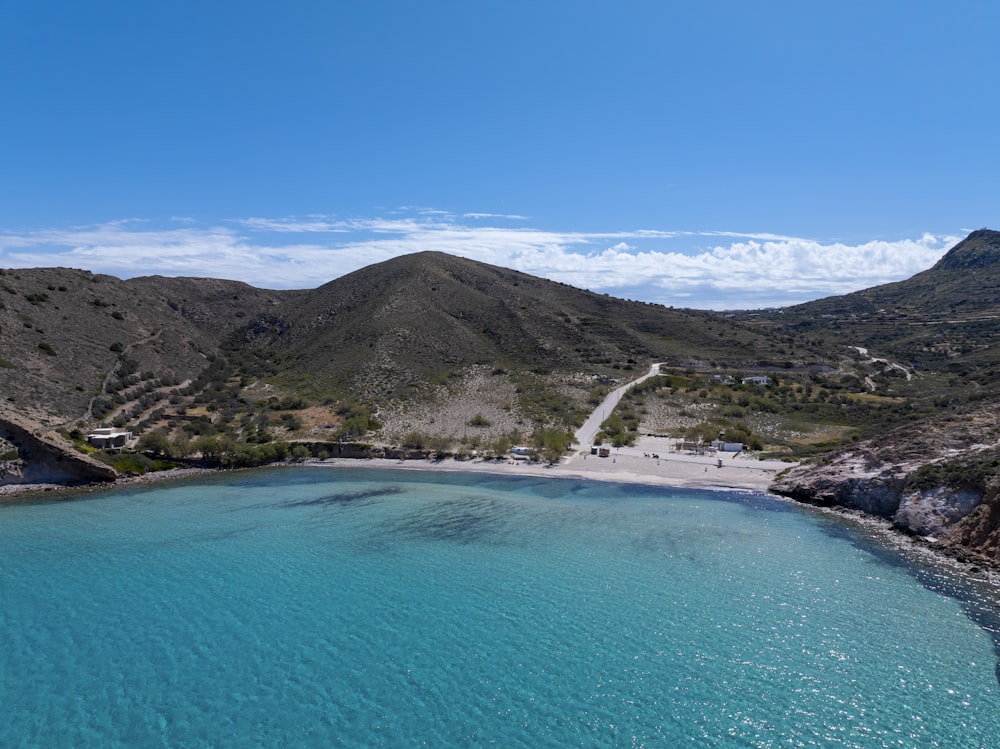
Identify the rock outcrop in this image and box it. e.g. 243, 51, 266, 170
772, 412, 1000, 565
0, 412, 118, 488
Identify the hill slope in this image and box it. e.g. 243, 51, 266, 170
0, 268, 287, 423
761, 229, 1000, 564
236, 251, 791, 399
752, 228, 1000, 390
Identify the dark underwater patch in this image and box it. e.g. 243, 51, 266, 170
389, 495, 516, 545
278, 485, 406, 508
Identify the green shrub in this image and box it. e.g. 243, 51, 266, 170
94, 451, 174, 476
531, 427, 575, 463
402, 432, 427, 450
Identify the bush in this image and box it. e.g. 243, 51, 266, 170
402, 432, 427, 450
94, 451, 174, 476
280, 413, 303, 431
531, 428, 575, 463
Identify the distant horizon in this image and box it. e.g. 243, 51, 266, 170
0, 213, 971, 310
2, 2, 996, 309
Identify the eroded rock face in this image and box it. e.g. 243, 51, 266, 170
772, 445, 1000, 565
832, 474, 906, 518
894, 487, 983, 538
946, 499, 1000, 560
0, 415, 117, 487
771, 451, 906, 519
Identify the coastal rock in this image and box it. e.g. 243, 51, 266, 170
771, 450, 906, 518
945, 497, 1000, 560
894, 487, 983, 538
771, 430, 1000, 566
0, 412, 117, 487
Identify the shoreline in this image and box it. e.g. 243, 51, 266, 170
313, 436, 793, 494
0, 436, 790, 500
3, 439, 997, 583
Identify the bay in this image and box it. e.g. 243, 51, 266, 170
2, 466, 998, 748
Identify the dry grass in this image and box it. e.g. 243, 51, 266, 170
376, 365, 526, 443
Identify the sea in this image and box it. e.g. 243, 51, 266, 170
2, 466, 998, 748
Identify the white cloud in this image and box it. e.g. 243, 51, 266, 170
463, 212, 531, 221
0, 214, 960, 309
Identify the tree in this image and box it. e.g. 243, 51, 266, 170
193, 435, 234, 463
138, 428, 170, 457
532, 428, 575, 464
168, 434, 192, 459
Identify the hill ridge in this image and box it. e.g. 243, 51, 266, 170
932, 228, 1000, 271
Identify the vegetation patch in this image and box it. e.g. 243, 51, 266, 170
904, 449, 1000, 494
93, 451, 176, 476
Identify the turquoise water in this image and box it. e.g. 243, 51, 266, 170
2, 467, 998, 748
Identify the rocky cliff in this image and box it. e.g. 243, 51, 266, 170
0, 410, 118, 488
771, 408, 1000, 567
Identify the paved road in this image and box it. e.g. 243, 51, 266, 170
573, 362, 663, 449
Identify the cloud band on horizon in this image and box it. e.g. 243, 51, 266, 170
0, 213, 960, 310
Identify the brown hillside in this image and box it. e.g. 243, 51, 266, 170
0, 268, 284, 424
238, 251, 794, 399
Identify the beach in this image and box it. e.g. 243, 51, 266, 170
0, 436, 792, 502
317, 435, 793, 494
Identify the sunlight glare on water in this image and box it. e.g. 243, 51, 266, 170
2, 467, 998, 748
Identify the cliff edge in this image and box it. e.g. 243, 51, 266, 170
0, 410, 118, 489
771, 408, 1000, 567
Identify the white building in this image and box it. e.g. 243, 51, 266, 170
87, 427, 133, 450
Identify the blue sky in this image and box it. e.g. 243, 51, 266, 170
1, 1, 997, 308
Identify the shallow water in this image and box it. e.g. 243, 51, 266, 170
2, 467, 998, 748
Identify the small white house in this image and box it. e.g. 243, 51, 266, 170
87, 427, 133, 450
741, 376, 772, 386
711, 439, 743, 453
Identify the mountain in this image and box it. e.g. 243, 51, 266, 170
3, 236, 1000, 565
234, 251, 789, 399
761, 229, 1000, 565
749, 228, 1000, 389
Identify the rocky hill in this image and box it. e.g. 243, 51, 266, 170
235, 251, 790, 399
2, 235, 1000, 566
750, 228, 1000, 389
0, 252, 815, 482
764, 229, 1000, 565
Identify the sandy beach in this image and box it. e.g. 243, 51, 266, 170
0, 436, 792, 502
316, 435, 793, 494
